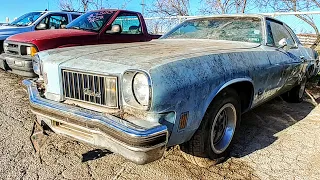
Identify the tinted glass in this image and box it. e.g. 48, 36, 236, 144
111, 13, 142, 34
162, 17, 263, 43
37, 14, 68, 30
267, 20, 295, 47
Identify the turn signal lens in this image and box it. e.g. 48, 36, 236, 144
26, 46, 38, 57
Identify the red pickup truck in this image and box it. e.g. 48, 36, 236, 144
0, 9, 160, 77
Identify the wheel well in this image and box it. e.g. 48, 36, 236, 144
227, 81, 254, 113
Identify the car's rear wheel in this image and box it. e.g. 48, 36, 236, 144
283, 78, 307, 103
180, 88, 241, 167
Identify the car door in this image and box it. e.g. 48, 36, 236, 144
100, 12, 147, 43
263, 18, 304, 96
35, 13, 69, 30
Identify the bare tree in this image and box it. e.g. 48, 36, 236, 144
148, 0, 190, 16
59, 0, 76, 11
260, 0, 320, 49
200, 0, 251, 14
59, 0, 107, 12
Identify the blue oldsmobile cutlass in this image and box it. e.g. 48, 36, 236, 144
24, 15, 319, 167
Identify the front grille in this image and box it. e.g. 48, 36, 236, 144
62, 70, 119, 108
5, 42, 20, 55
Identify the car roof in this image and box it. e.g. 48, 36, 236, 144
186, 14, 285, 24
31, 11, 82, 15
88, 9, 140, 14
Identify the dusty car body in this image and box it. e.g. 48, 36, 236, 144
1, 9, 160, 77
24, 15, 318, 165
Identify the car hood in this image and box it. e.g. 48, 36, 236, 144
41, 39, 261, 74
7, 29, 97, 43
0, 25, 31, 39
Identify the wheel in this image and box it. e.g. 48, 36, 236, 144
282, 78, 306, 103
180, 88, 241, 167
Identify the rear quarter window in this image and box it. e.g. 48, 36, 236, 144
71, 14, 81, 21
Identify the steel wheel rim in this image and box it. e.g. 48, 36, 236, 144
210, 103, 237, 154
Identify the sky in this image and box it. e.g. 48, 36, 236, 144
0, 0, 319, 34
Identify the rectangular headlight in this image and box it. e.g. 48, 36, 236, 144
32, 54, 42, 75
3, 42, 8, 52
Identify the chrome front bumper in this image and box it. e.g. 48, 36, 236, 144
23, 79, 168, 164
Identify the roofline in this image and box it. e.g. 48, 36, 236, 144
182, 14, 288, 24
26, 11, 82, 14
88, 9, 140, 14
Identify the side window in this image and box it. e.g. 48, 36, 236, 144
71, 14, 81, 21
49, 14, 68, 29
37, 14, 68, 30
266, 20, 295, 47
285, 24, 301, 45
110, 13, 142, 34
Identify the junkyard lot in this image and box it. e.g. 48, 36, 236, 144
0, 69, 320, 180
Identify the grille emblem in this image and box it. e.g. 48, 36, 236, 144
83, 88, 101, 98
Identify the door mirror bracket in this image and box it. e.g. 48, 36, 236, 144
36, 23, 47, 30
106, 24, 122, 34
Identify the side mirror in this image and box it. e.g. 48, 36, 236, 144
279, 38, 288, 49
36, 23, 47, 30
106, 24, 122, 34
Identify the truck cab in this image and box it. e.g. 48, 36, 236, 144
0, 9, 160, 77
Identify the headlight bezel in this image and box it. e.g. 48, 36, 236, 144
122, 70, 152, 110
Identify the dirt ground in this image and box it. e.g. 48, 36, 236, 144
0, 69, 320, 180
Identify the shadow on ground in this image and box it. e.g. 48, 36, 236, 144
231, 94, 317, 158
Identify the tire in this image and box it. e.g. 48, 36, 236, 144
180, 88, 241, 167
282, 78, 307, 103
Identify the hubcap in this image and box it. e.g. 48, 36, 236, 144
210, 103, 237, 154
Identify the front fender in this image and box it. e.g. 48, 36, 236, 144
202, 78, 254, 116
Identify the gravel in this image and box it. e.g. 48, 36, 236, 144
0, 69, 319, 180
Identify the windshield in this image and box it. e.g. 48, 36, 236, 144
66, 10, 115, 32
162, 17, 263, 43
10, 12, 43, 26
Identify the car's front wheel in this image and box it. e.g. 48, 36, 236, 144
180, 88, 241, 167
